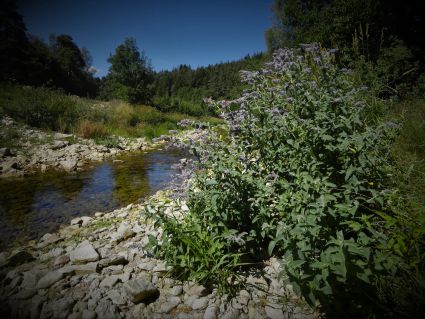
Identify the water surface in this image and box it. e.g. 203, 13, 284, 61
0, 148, 184, 249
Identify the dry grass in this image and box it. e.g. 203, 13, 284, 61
76, 120, 108, 138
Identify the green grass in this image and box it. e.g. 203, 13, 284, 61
0, 84, 222, 140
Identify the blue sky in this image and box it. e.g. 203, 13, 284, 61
17, 0, 274, 77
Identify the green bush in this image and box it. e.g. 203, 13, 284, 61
151, 44, 403, 316
0, 85, 89, 132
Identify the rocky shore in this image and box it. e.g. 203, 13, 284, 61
0, 116, 167, 177
0, 117, 318, 318
0, 191, 318, 319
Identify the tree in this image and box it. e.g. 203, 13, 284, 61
0, 0, 31, 82
103, 37, 153, 104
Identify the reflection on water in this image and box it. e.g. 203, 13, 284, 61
0, 148, 184, 249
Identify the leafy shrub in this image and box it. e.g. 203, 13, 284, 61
151, 44, 402, 316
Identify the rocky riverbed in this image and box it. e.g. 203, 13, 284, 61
0, 116, 169, 177
0, 191, 318, 319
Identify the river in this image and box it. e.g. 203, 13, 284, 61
0, 147, 185, 249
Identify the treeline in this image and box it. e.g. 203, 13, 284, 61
265, 0, 425, 97
0, 1, 98, 97
150, 53, 266, 115
1, 1, 267, 116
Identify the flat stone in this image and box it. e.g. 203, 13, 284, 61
112, 222, 135, 242
265, 305, 284, 319
70, 240, 99, 264
51, 140, 68, 150
99, 275, 119, 288
107, 289, 127, 306
99, 255, 127, 268
73, 262, 99, 275
158, 296, 181, 313
37, 271, 64, 289
191, 297, 209, 310
123, 277, 159, 303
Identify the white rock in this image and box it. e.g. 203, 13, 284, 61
204, 304, 218, 319
192, 297, 209, 310
70, 241, 99, 264
158, 296, 181, 313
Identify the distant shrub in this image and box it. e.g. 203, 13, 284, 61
0, 85, 89, 132
77, 120, 108, 139
150, 44, 402, 316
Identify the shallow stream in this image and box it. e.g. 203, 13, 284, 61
0, 148, 185, 249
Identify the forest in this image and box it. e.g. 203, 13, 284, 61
1, 0, 425, 318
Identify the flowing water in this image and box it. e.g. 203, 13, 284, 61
0, 148, 185, 250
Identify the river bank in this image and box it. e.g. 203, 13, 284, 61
0, 189, 317, 319
0, 116, 178, 178
0, 118, 317, 318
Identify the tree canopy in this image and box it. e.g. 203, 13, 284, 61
100, 37, 153, 104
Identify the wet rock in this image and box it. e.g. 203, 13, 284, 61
70, 240, 99, 264
123, 277, 159, 303
60, 158, 78, 171
36, 270, 64, 289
